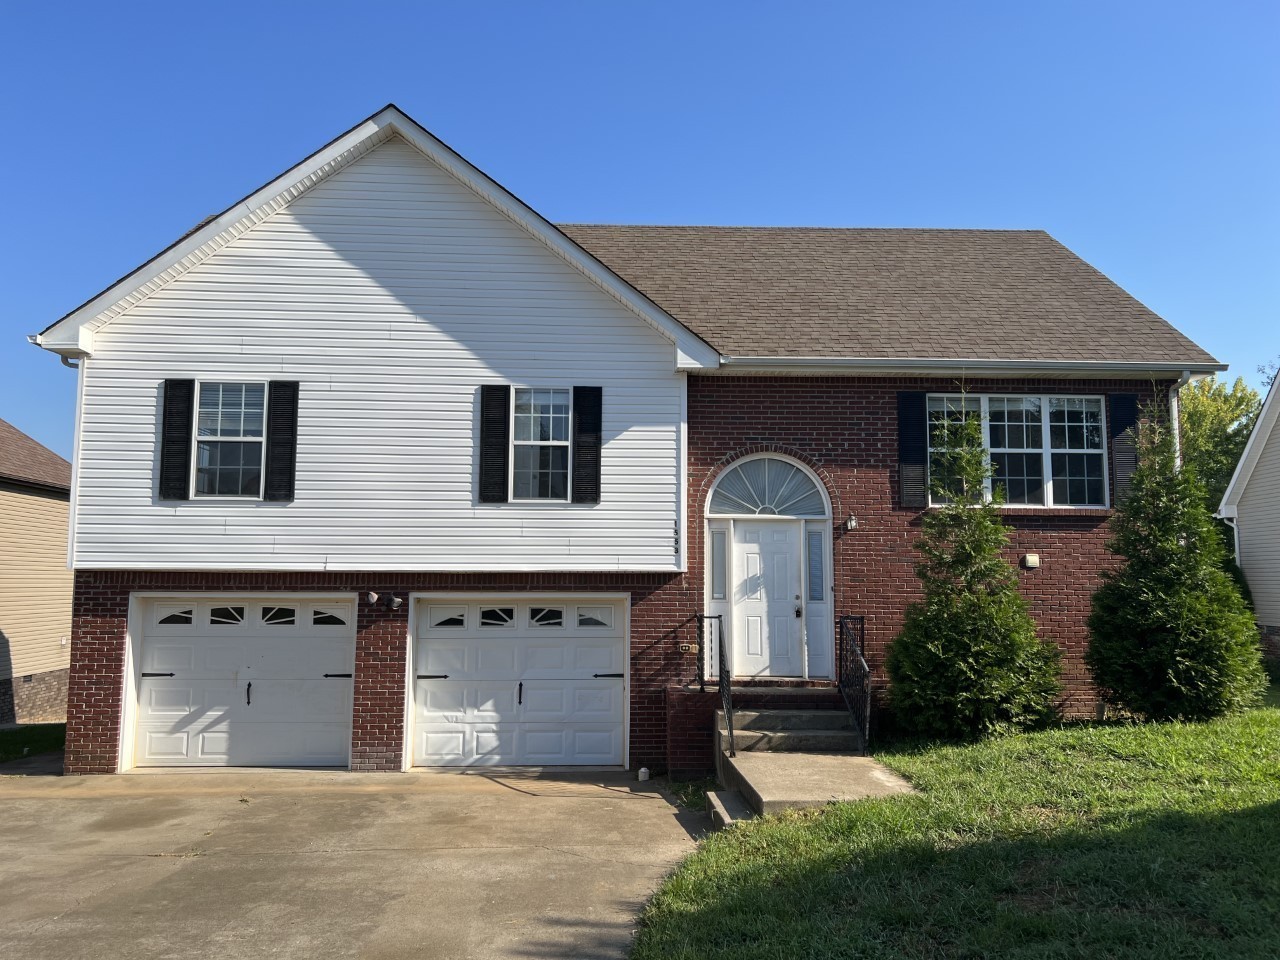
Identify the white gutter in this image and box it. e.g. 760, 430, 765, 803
716, 356, 1226, 376
1169, 369, 1194, 466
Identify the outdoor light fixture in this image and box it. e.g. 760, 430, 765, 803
366, 591, 380, 604
387, 595, 403, 610
845, 515, 858, 531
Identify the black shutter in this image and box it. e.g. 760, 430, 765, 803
897, 391, 928, 509
264, 381, 300, 502
1109, 393, 1140, 504
478, 385, 511, 503
571, 386, 603, 504
158, 379, 195, 500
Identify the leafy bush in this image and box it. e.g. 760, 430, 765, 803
1087, 413, 1266, 720
887, 410, 1061, 739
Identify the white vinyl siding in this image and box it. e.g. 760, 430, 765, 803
1237, 428, 1280, 629
0, 486, 72, 678
73, 137, 683, 571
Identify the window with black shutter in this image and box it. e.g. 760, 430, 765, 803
477, 385, 603, 504
158, 379, 299, 501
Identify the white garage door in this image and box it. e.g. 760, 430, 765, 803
133, 598, 355, 767
413, 597, 627, 767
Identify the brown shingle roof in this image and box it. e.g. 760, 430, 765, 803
559, 225, 1218, 365
0, 418, 71, 492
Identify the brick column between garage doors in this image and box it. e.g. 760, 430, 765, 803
351, 605, 409, 771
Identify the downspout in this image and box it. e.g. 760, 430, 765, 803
1169, 369, 1193, 466
1222, 515, 1242, 563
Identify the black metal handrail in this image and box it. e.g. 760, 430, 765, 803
837, 615, 871, 753
696, 614, 734, 757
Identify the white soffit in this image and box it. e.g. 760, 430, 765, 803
34, 105, 720, 370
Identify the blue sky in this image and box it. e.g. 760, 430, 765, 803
3, 1, 1276, 458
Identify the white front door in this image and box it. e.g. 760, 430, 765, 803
413, 597, 626, 767
133, 598, 355, 767
732, 520, 804, 677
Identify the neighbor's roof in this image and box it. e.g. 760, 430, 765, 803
0, 418, 71, 492
560, 225, 1220, 366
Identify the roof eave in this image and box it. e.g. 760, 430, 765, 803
714, 356, 1225, 378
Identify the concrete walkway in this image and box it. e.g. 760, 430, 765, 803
723, 751, 917, 815
0, 763, 704, 959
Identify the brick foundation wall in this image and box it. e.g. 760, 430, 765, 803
666, 684, 844, 778
64, 375, 1162, 775
1260, 624, 1280, 662
0, 667, 69, 725
65, 570, 690, 774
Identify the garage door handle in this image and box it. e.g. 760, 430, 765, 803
417, 674, 449, 680
323, 673, 352, 678
246, 681, 252, 706
593, 673, 624, 678
518, 681, 523, 705
141, 672, 175, 678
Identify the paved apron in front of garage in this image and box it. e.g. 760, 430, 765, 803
0, 767, 704, 960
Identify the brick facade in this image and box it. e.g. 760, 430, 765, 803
0, 667, 69, 725
64, 376, 1165, 775
1260, 624, 1280, 663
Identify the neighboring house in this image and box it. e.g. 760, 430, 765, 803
33, 105, 1222, 776
0, 418, 73, 724
1218, 380, 1280, 660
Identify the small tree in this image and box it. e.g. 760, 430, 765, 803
1087, 413, 1266, 720
887, 409, 1061, 739
1178, 375, 1260, 512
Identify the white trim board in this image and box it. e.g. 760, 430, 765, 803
34, 105, 719, 371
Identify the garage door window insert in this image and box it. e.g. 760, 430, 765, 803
196, 382, 266, 497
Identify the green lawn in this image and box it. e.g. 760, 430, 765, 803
635, 698, 1280, 959
0, 723, 65, 764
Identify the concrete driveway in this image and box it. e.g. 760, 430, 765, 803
0, 764, 704, 959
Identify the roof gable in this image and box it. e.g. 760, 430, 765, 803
35, 105, 719, 370
1220, 380, 1280, 513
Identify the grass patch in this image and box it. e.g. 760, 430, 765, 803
0, 723, 65, 764
664, 777, 718, 812
634, 701, 1280, 959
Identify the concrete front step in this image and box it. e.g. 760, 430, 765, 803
717, 709, 853, 732
706, 789, 755, 829
719, 728, 865, 754
721, 752, 917, 815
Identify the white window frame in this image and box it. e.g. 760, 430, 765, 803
927, 394, 1109, 510
509, 386, 573, 503
190, 379, 268, 500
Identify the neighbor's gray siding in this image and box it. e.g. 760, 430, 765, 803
1238, 425, 1280, 629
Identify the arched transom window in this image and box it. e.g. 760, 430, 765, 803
708, 457, 827, 517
